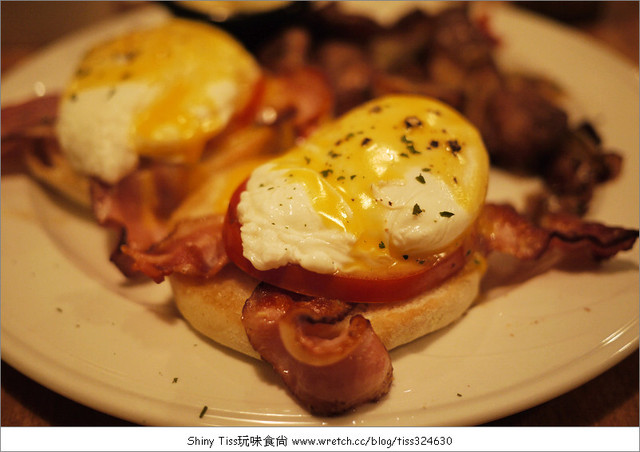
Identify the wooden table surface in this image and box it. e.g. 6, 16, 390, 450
2, 1, 638, 427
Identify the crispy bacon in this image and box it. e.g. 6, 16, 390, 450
242, 283, 393, 415
539, 211, 639, 260
478, 203, 638, 261
478, 203, 552, 259
1, 94, 59, 143
121, 215, 228, 283
1, 95, 61, 177
90, 163, 194, 277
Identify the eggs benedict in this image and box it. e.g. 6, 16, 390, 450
157, 95, 491, 413
56, 19, 261, 185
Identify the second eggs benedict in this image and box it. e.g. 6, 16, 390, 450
33, 17, 333, 277
56, 19, 261, 184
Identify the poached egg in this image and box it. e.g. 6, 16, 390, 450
56, 19, 261, 184
237, 95, 490, 275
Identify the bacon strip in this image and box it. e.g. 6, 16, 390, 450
541, 211, 639, 260
478, 203, 638, 261
1, 94, 59, 144
477, 203, 552, 259
121, 215, 228, 283
1, 95, 62, 177
242, 283, 393, 416
90, 163, 194, 277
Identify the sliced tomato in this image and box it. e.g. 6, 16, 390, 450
223, 181, 468, 303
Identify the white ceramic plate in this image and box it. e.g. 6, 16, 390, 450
1, 4, 638, 426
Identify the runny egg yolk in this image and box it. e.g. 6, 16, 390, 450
237, 95, 490, 275
57, 19, 261, 183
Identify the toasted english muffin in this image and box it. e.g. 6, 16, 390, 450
170, 256, 485, 358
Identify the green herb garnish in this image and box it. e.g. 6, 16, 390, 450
401, 135, 420, 154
